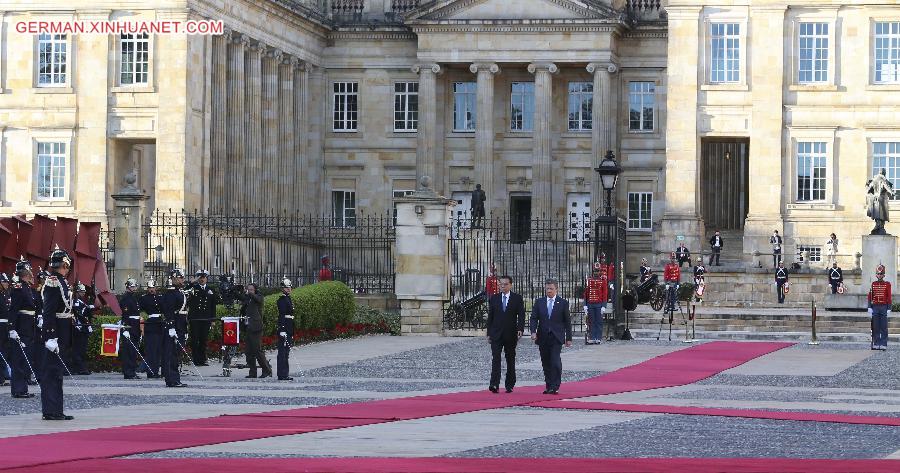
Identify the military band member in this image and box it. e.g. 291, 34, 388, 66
598, 253, 616, 305
140, 278, 165, 378
709, 231, 724, 266
318, 255, 333, 282
119, 277, 142, 380
277, 279, 295, 381
40, 247, 75, 420
828, 263, 844, 295
187, 269, 218, 367
70, 282, 93, 375
0, 273, 11, 387
867, 265, 892, 350
9, 258, 38, 398
693, 257, 707, 302
485, 262, 499, 297
675, 243, 691, 268
161, 269, 188, 388
639, 258, 653, 283
583, 262, 609, 344
775, 261, 789, 304
770, 230, 783, 269
663, 253, 681, 313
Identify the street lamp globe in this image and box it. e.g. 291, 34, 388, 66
595, 150, 621, 191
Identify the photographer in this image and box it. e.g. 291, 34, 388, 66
242, 284, 272, 378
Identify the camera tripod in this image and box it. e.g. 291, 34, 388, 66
657, 284, 688, 342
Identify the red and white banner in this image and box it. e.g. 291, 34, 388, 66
222, 317, 240, 346
100, 324, 120, 357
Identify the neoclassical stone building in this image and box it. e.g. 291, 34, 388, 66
1, 0, 899, 269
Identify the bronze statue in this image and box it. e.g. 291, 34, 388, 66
866, 169, 895, 235
471, 184, 486, 228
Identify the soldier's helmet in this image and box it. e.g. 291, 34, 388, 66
697, 256, 703, 263
0, 273, 9, 284
146, 277, 157, 289
592, 261, 603, 273
15, 256, 32, 276
195, 269, 210, 278
169, 268, 185, 279
876, 264, 886, 276
599, 252, 607, 262
75, 281, 87, 293
48, 245, 72, 269
321, 255, 330, 266
489, 261, 497, 275
125, 276, 138, 289
281, 277, 293, 289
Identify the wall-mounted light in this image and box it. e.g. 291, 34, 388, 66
725, 151, 731, 161
121, 206, 130, 218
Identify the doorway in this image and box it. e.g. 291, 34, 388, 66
700, 139, 749, 231
510, 195, 531, 243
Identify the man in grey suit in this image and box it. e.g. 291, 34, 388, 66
530, 279, 572, 395
242, 284, 272, 378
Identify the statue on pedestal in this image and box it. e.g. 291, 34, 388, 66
866, 169, 895, 235
471, 184, 486, 228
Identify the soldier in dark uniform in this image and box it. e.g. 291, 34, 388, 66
31, 268, 48, 382
276, 278, 295, 381
161, 269, 188, 388
867, 264, 891, 350
828, 263, 844, 294
119, 277, 142, 380
187, 269, 219, 367
693, 256, 707, 302
39, 247, 75, 420
70, 282, 94, 375
8, 259, 38, 398
140, 278, 165, 379
0, 273, 11, 387
775, 261, 789, 304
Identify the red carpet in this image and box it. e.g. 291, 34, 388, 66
0, 341, 792, 470
11, 458, 899, 473
530, 400, 900, 427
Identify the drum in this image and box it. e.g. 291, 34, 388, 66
837, 283, 845, 294
100, 324, 121, 357
222, 317, 241, 346
783, 282, 791, 294
695, 283, 705, 297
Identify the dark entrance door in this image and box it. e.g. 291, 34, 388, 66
510, 195, 531, 243
700, 139, 749, 231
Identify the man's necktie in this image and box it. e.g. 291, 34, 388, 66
547, 298, 554, 319
502, 294, 507, 312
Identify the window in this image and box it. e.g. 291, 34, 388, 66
332, 190, 356, 227
568, 82, 593, 131
510, 82, 534, 132
797, 245, 822, 263
796, 142, 827, 202
392, 189, 415, 225
333, 82, 358, 132
709, 23, 741, 83
798, 22, 829, 83
36, 142, 67, 200
873, 141, 900, 199
628, 81, 655, 131
120, 33, 150, 85
874, 22, 900, 84
38, 33, 67, 86
627, 192, 652, 230
566, 193, 591, 241
394, 82, 418, 132
453, 82, 476, 131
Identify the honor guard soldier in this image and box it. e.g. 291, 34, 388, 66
770, 230, 783, 268
32, 268, 49, 378
693, 257, 707, 301
187, 270, 218, 367
583, 261, 609, 344
775, 261, 789, 304
663, 253, 682, 312
119, 277, 142, 380
0, 273, 11, 387
828, 263, 844, 295
318, 255, 333, 282
70, 282, 93, 375
639, 258, 653, 283
598, 253, 616, 304
161, 269, 188, 388
277, 278, 295, 380
9, 258, 38, 398
485, 262, 500, 297
675, 243, 691, 268
140, 278, 165, 378
40, 247, 75, 420
867, 265, 892, 350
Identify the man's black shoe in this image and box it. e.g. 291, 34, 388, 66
245, 374, 258, 378
542, 389, 550, 394
549, 389, 559, 395
278, 377, 294, 381
13, 393, 35, 399
166, 383, 188, 388
488, 386, 499, 393
260, 373, 272, 379
42, 414, 74, 421
505, 388, 513, 393
124, 376, 142, 380
0, 381, 9, 387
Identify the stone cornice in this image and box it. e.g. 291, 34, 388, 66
328, 30, 417, 41
406, 0, 619, 22
411, 22, 623, 34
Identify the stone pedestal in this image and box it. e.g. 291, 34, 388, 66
395, 188, 456, 335
111, 172, 148, 289
861, 234, 898, 291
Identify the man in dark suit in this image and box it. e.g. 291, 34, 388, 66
530, 279, 572, 395
486, 275, 525, 393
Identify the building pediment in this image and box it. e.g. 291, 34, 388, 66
406, 0, 621, 22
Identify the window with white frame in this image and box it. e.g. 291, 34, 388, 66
628, 81, 655, 131
797, 245, 822, 263
120, 33, 150, 86
709, 23, 741, 83
796, 142, 827, 202
38, 33, 67, 86
392, 189, 415, 225
874, 22, 900, 84
568, 82, 593, 131
332, 190, 356, 227
36, 142, 67, 200
453, 82, 476, 131
510, 82, 535, 132
333, 82, 358, 132
394, 82, 418, 132
873, 141, 900, 199
798, 22, 829, 84
627, 192, 652, 230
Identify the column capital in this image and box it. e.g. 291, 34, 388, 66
586, 62, 618, 75
220, 27, 233, 41
527, 62, 558, 74
249, 41, 266, 54
412, 63, 442, 75
266, 48, 284, 62
469, 63, 500, 75
233, 33, 251, 48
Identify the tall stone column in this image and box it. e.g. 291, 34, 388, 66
470, 63, 500, 215
279, 56, 295, 214
262, 48, 281, 214
413, 64, 441, 192
295, 61, 317, 214
529, 62, 558, 219
210, 29, 229, 209
227, 34, 248, 215
245, 42, 264, 213
112, 172, 148, 287
659, 6, 704, 254
587, 62, 618, 216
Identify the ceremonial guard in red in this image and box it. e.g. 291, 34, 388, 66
663, 253, 681, 313
318, 255, 333, 282
485, 262, 499, 297
582, 261, 609, 344
868, 264, 892, 350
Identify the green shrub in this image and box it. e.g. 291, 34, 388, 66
353, 306, 401, 336
295, 281, 356, 330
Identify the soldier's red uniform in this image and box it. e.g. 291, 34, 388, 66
869, 280, 892, 305
485, 274, 499, 296
663, 262, 681, 283
583, 275, 608, 304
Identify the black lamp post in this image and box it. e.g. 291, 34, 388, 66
595, 150, 621, 216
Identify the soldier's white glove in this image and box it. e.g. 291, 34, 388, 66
37, 317, 43, 329
88, 326, 93, 333
168, 328, 177, 338
88, 305, 95, 310
8, 330, 19, 340
45, 338, 59, 354
184, 332, 189, 341
868, 308, 874, 316
123, 330, 131, 339
279, 331, 287, 338
583, 306, 588, 314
